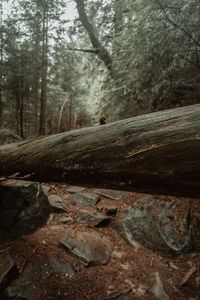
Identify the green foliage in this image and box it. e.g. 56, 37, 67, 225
104, 0, 200, 118
2, 0, 200, 133
72, 0, 200, 120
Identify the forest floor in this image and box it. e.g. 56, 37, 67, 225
1, 183, 200, 300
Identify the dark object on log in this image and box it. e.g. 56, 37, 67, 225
0, 104, 200, 197
99, 116, 106, 125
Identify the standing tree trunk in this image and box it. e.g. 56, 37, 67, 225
15, 91, 20, 135
0, 1, 3, 128
15, 79, 24, 138
32, 23, 41, 135
33, 77, 40, 134
19, 73, 24, 138
58, 98, 67, 133
0, 104, 200, 198
68, 97, 72, 131
74, 0, 114, 78
39, 0, 48, 136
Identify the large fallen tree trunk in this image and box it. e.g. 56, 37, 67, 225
0, 104, 200, 197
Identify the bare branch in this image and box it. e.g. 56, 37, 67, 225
68, 46, 99, 54
74, 0, 114, 78
153, 0, 200, 48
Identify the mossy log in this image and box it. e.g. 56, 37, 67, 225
0, 104, 200, 197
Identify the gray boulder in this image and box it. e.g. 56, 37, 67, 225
0, 179, 50, 239
113, 197, 194, 254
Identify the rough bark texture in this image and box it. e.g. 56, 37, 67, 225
0, 104, 200, 197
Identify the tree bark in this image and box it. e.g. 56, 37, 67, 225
0, 104, 200, 197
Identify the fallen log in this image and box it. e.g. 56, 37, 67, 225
0, 104, 200, 197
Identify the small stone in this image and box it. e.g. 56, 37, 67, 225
48, 195, 67, 212
42, 185, 51, 194
72, 192, 100, 207
94, 189, 130, 200
47, 214, 54, 225
65, 186, 85, 194
60, 228, 112, 266
59, 216, 74, 225
75, 208, 110, 227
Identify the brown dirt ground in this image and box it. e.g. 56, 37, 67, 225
1, 183, 200, 300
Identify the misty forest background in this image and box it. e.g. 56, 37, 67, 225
0, 0, 200, 138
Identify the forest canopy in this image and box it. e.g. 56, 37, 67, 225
1, 0, 200, 137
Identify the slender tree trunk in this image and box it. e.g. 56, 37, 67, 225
34, 95, 38, 133
33, 79, 39, 134
19, 73, 24, 138
15, 91, 20, 135
39, 0, 48, 135
58, 98, 67, 133
68, 97, 72, 131
0, 1, 3, 128
73, 112, 77, 128
0, 104, 200, 198
33, 31, 41, 134
19, 87, 24, 138
25, 91, 29, 137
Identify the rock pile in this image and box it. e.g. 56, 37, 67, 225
0, 183, 199, 300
